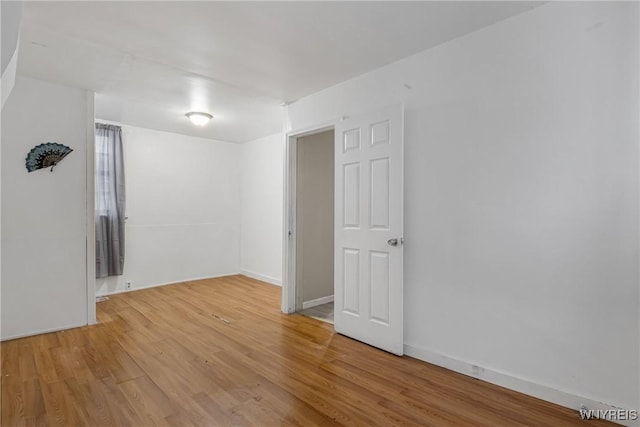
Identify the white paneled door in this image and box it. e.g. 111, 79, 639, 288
334, 105, 404, 355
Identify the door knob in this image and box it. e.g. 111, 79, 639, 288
387, 238, 398, 246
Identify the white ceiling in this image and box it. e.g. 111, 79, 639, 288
18, 1, 542, 143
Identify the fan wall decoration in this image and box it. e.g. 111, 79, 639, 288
25, 142, 73, 172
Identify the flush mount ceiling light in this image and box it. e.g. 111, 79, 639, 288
186, 111, 213, 126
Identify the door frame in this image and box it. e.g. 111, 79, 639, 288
85, 91, 96, 325
282, 121, 336, 314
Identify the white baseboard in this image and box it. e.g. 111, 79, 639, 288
404, 344, 638, 426
96, 272, 241, 297
302, 295, 334, 309
240, 269, 282, 286
1, 321, 88, 342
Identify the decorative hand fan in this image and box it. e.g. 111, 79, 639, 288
25, 143, 73, 172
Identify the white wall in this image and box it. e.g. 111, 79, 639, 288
240, 133, 284, 285
1, 1, 23, 107
1, 1, 22, 75
2, 76, 90, 339
288, 1, 639, 416
96, 123, 242, 295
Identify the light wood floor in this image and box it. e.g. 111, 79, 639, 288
1, 275, 610, 426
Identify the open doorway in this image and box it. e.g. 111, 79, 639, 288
281, 125, 336, 322
294, 129, 335, 323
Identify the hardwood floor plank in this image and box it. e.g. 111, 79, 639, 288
328, 357, 514, 424
22, 378, 47, 426
30, 348, 59, 386
1, 374, 26, 426
191, 391, 252, 427
92, 327, 145, 383
1, 275, 613, 426
110, 332, 238, 413
17, 342, 38, 381
40, 380, 89, 427
118, 376, 177, 425
223, 346, 384, 426
99, 375, 147, 426
208, 350, 339, 427
79, 331, 112, 382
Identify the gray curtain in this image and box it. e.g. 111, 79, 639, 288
95, 123, 126, 278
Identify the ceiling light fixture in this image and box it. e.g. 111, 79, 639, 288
186, 111, 213, 126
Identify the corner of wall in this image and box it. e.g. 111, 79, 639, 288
85, 91, 96, 325
1, 44, 19, 109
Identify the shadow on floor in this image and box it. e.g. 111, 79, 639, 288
298, 301, 334, 324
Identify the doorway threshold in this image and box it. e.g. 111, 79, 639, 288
298, 301, 334, 324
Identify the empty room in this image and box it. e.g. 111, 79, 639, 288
1, 1, 638, 426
